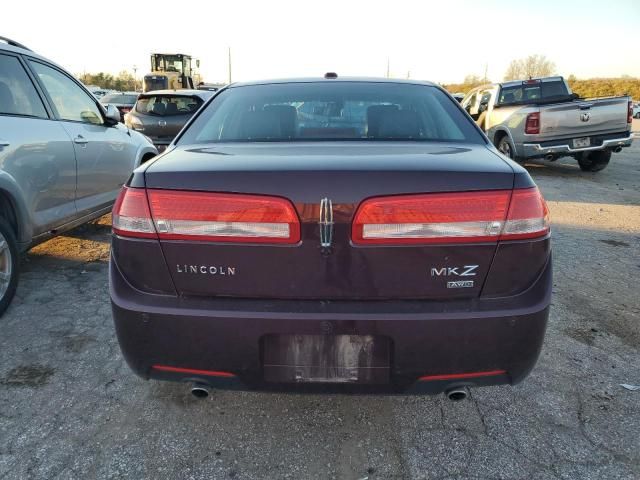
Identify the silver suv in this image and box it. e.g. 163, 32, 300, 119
0, 37, 157, 315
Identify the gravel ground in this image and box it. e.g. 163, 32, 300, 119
1, 139, 639, 480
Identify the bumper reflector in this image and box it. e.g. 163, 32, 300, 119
152, 365, 236, 378
418, 369, 507, 382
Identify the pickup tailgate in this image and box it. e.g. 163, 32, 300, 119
539, 97, 629, 138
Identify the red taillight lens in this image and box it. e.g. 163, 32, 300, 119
146, 190, 300, 244
525, 112, 540, 134
352, 190, 511, 245
352, 188, 549, 245
112, 186, 156, 238
628, 101, 633, 124
501, 187, 550, 240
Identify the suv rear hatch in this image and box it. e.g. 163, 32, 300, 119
114, 142, 546, 301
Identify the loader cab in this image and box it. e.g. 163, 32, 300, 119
144, 53, 198, 92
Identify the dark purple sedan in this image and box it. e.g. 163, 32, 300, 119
110, 77, 551, 399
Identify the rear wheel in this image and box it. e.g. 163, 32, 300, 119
0, 217, 19, 317
578, 150, 611, 172
496, 135, 515, 160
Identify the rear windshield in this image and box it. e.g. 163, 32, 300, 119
136, 95, 204, 116
178, 82, 485, 144
100, 93, 137, 104
497, 80, 570, 105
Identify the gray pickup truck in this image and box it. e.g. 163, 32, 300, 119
461, 76, 633, 172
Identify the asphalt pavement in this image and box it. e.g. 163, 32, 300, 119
0, 139, 639, 480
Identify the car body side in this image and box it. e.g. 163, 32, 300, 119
0, 43, 157, 251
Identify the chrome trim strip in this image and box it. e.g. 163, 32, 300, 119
523, 134, 633, 154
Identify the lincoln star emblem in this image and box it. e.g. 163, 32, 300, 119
580, 112, 590, 122
319, 197, 334, 250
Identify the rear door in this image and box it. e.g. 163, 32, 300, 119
28, 60, 136, 216
0, 52, 77, 236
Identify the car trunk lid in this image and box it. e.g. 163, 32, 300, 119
141, 142, 518, 300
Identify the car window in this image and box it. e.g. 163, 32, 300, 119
29, 61, 103, 125
498, 80, 570, 105
463, 92, 477, 110
136, 95, 204, 116
179, 82, 485, 144
101, 94, 137, 104
0, 54, 47, 118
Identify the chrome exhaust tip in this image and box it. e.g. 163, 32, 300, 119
191, 383, 210, 399
614, 146, 622, 153
445, 387, 468, 401
544, 154, 555, 161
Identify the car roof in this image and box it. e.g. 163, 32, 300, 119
0, 40, 66, 68
141, 89, 213, 98
229, 77, 438, 88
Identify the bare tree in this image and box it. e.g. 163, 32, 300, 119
504, 55, 556, 81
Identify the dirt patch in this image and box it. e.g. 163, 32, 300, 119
599, 239, 630, 247
2, 364, 55, 387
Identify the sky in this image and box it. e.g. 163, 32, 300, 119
2, 0, 639, 84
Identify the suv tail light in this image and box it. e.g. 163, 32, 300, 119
112, 187, 300, 244
628, 100, 633, 124
352, 188, 549, 245
525, 112, 540, 134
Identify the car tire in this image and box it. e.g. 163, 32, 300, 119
496, 135, 516, 160
578, 150, 611, 172
0, 217, 19, 317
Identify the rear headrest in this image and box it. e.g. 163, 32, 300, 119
240, 110, 282, 139
367, 104, 399, 137
377, 110, 422, 139
0, 81, 16, 114
502, 92, 515, 103
264, 105, 297, 137
165, 102, 178, 114
151, 102, 166, 115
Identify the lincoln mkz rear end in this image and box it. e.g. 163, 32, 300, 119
110, 78, 551, 395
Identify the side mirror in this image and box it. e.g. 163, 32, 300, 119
104, 104, 121, 123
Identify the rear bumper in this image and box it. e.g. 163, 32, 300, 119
110, 254, 551, 394
521, 133, 633, 158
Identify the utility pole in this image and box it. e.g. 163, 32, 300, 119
484, 63, 488, 82
386, 58, 390, 78
228, 47, 232, 84
133, 65, 138, 91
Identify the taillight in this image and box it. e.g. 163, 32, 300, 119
628, 100, 633, 124
112, 186, 156, 238
501, 187, 550, 240
146, 190, 300, 244
525, 112, 540, 134
352, 188, 549, 245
